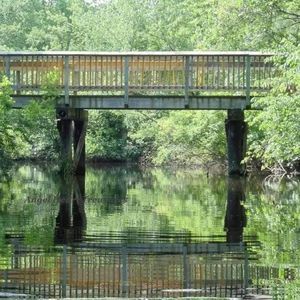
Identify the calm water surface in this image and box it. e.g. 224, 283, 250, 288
0, 164, 300, 299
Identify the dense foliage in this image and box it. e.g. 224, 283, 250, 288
0, 0, 299, 171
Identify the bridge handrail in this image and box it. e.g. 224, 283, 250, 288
0, 51, 275, 106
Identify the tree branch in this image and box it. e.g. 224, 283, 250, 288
273, 3, 300, 19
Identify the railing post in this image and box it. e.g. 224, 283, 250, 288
4, 56, 10, 79
16, 71, 21, 95
124, 56, 129, 108
245, 55, 251, 105
64, 56, 70, 106
184, 56, 192, 108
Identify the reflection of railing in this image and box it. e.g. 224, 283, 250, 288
1, 243, 295, 299
0, 51, 274, 110
0, 242, 251, 298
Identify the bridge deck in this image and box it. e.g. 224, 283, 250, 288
0, 51, 274, 109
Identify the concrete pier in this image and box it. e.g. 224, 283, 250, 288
57, 108, 88, 175
225, 109, 247, 176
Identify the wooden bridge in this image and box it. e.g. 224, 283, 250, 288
0, 51, 273, 110
0, 51, 275, 176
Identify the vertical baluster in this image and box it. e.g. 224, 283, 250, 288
83, 56, 86, 90
227, 56, 230, 90
153, 56, 156, 89
95, 55, 99, 88
195, 55, 199, 88
263, 55, 267, 88
78, 56, 81, 91
246, 55, 251, 104
135, 55, 139, 89
118, 55, 122, 89
184, 55, 191, 108
211, 55, 215, 89
163, 55, 167, 89
237, 56, 241, 90
172, 55, 176, 88
115, 55, 118, 89
233, 55, 236, 90
154, 55, 157, 89
89, 55, 92, 90
25, 56, 28, 89
168, 55, 172, 89
35, 55, 38, 90
148, 55, 152, 89
94, 55, 97, 89
74, 56, 80, 95
28, 55, 31, 91
16, 69, 21, 95
100, 56, 103, 88
252, 55, 255, 89
205, 56, 209, 90
140, 55, 145, 90
105, 56, 108, 88
258, 56, 261, 89
216, 55, 220, 90
109, 56, 112, 88
124, 56, 129, 108
37, 55, 43, 91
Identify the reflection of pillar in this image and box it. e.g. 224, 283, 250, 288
225, 109, 247, 176
55, 175, 86, 244
72, 175, 86, 234
55, 177, 72, 238
224, 177, 247, 243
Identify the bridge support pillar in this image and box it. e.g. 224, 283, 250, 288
57, 119, 73, 170
57, 108, 88, 175
225, 109, 247, 176
74, 119, 87, 175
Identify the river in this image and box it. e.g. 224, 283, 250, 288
0, 164, 299, 299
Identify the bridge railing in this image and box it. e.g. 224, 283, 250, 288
0, 52, 274, 98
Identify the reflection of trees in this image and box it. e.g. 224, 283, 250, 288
244, 177, 300, 299
85, 165, 144, 213
245, 178, 300, 266
0, 165, 58, 248
83, 167, 228, 239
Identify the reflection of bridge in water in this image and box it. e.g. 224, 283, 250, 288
0, 240, 283, 299
0, 176, 288, 299
1, 242, 254, 298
